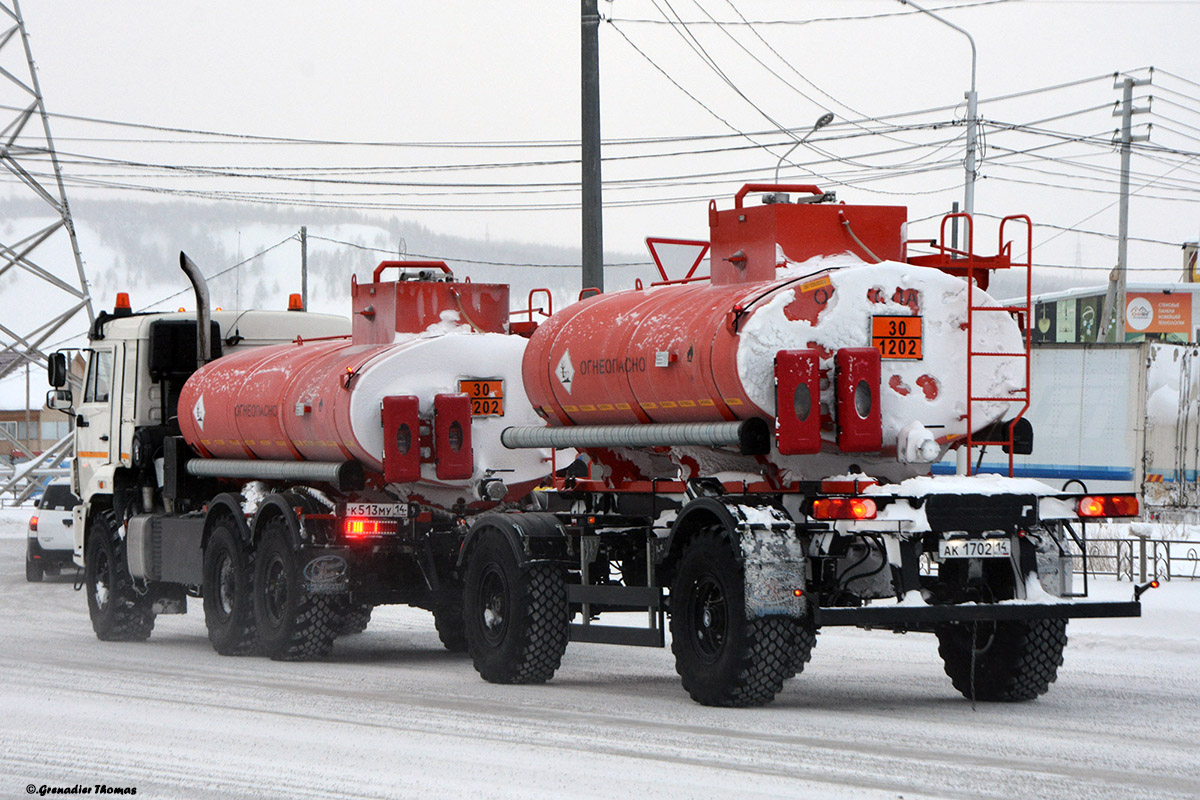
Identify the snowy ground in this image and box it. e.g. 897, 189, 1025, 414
1, 509, 1198, 799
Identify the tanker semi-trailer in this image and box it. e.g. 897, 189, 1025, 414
48, 255, 553, 660
451, 185, 1153, 706
50, 189, 1154, 707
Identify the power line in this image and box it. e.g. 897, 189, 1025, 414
608, 1, 1016, 28
304, 233, 651, 269
136, 234, 300, 312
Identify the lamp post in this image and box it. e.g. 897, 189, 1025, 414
773, 112, 835, 185
898, 0, 978, 218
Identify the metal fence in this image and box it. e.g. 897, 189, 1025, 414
1065, 536, 1200, 582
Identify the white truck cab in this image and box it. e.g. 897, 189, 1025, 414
52, 303, 350, 567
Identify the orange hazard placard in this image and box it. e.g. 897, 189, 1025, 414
459, 379, 505, 416
871, 316, 923, 359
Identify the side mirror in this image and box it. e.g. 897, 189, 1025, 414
46, 388, 73, 413
47, 352, 68, 388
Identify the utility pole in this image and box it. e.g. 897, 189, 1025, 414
581, 0, 604, 293
300, 226, 308, 310
1097, 74, 1151, 343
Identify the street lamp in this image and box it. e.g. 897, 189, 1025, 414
898, 0, 978, 218
774, 112, 835, 185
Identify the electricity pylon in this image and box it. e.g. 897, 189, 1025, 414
0, 0, 93, 384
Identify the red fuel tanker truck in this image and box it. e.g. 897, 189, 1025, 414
48, 185, 1149, 706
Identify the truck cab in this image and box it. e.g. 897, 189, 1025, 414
50, 299, 350, 567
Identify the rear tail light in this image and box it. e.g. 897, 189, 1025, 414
1076, 495, 1140, 518
29, 515, 38, 532
344, 518, 399, 539
811, 497, 877, 520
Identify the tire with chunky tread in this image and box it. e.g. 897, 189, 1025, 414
936, 617, 1068, 702
337, 602, 374, 636
670, 528, 797, 707
202, 521, 257, 655
25, 540, 43, 582
786, 618, 818, 679
85, 510, 155, 641
433, 604, 468, 653
252, 517, 338, 661
463, 529, 568, 684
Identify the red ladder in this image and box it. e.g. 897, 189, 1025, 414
908, 213, 1033, 476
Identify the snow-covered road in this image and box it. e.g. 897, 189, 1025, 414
1, 531, 1197, 799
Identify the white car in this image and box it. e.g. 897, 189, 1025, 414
26, 478, 79, 582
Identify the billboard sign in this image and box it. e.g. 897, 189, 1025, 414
1125, 292, 1192, 335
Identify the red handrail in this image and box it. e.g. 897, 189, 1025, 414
733, 183, 823, 209
372, 260, 452, 282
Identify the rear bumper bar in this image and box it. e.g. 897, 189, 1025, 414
814, 600, 1141, 628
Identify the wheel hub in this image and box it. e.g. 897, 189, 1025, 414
478, 565, 509, 645
264, 556, 288, 625
217, 554, 235, 618
93, 551, 110, 611
691, 575, 727, 661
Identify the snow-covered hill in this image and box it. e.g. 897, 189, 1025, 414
0, 197, 654, 407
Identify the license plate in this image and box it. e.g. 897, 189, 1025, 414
459, 379, 505, 416
344, 502, 410, 518
872, 315, 923, 359
938, 537, 1012, 559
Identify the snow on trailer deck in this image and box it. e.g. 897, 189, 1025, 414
0, 529, 1197, 798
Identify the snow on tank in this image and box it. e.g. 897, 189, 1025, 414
736, 253, 1025, 482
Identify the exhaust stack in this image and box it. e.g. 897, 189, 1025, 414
179, 251, 211, 368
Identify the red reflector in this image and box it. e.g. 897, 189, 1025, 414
29, 515, 38, 532
1077, 495, 1139, 518
812, 497, 877, 520
343, 517, 399, 539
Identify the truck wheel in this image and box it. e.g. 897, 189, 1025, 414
252, 517, 338, 661
463, 529, 568, 683
669, 528, 796, 707
936, 618, 1068, 702
85, 510, 155, 642
433, 604, 468, 653
337, 602, 373, 636
25, 541, 43, 582
202, 522, 257, 656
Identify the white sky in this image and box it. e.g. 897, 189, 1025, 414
7, 0, 1197, 278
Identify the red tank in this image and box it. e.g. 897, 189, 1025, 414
521, 186, 1028, 485
177, 263, 552, 505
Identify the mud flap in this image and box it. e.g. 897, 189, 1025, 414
301, 552, 350, 596
736, 510, 807, 620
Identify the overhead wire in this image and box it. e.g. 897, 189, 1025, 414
303, 233, 652, 269
608, 1, 1017, 27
